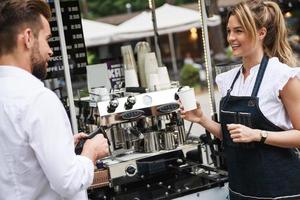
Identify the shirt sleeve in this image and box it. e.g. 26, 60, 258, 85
215, 73, 227, 97
273, 67, 300, 99
24, 89, 94, 198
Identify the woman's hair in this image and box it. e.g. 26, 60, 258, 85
0, 0, 51, 56
228, 0, 296, 67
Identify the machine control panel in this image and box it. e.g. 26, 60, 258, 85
98, 88, 179, 126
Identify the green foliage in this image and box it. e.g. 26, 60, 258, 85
87, 51, 96, 65
180, 64, 200, 87
84, 0, 195, 18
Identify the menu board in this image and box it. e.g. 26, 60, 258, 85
46, 0, 87, 79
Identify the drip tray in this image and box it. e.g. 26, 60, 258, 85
110, 172, 226, 200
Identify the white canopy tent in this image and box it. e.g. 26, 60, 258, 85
113, 3, 221, 41
81, 19, 117, 47
81, 4, 221, 76
113, 3, 221, 76
82, 4, 221, 46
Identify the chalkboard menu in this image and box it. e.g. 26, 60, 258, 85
47, 0, 87, 79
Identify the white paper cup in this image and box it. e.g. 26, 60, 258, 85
125, 69, 139, 87
144, 52, 159, 89
158, 66, 171, 89
144, 52, 159, 74
147, 73, 160, 91
135, 42, 151, 88
90, 87, 110, 102
177, 87, 197, 111
121, 45, 137, 71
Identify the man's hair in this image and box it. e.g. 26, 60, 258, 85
0, 0, 51, 56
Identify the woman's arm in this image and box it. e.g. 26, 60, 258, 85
180, 103, 223, 139
228, 77, 300, 148
271, 76, 300, 148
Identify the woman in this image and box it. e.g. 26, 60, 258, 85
181, 0, 300, 199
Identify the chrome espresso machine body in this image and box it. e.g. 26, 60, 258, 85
98, 88, 186, 156
86, 88, 228, 200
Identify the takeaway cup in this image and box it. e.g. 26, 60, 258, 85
90, 86, 110, 102
135, 42, 151, 87
158, 66, 171, 89
177, 87, 197, 111
147, 73, 160, 91
124, 69, 139, 87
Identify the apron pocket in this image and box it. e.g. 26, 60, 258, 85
238, 112, 256, 149
220, 110, 239, 147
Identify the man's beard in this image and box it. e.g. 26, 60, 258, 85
31, 42, 48, 80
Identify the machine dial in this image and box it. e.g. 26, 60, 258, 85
125, 165, 137, 177
107, 98, 119, 113
124, 96, 136, 110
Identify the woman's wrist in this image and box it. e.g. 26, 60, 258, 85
253, 129, 262, 142
197, 115, 207, 125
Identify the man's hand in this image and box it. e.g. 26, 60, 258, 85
81, 134, 109, 164
74, 132, 88, 146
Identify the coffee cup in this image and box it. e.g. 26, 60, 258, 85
90, 86, 110, 102
177, 87, 197, 111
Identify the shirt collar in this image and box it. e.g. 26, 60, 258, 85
239, 63, 260, 75
0, 65, 44, 86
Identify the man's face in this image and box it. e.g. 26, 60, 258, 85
31, 16, 53, 80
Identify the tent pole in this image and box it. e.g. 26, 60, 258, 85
54, 0, 78, 133
168, 33, 178, 79
198, 0, 222, 168
149, 0, 163, 67
198, 0, 217, 120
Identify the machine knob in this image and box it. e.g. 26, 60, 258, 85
125, 165, 137, 176
124, 96, 136, 110
107, 99, 119, 113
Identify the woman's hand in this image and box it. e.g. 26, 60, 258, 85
74, 132, 88, 146
227, 124, 260, 143
180, 102, 204, 124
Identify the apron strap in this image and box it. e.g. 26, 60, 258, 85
251, 55, 269, 97
227, 68, 241, 96
227, 55, 269, 97
221, 68, 241, 108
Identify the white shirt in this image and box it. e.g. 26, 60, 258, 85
0, 66, 94, 200
216, 57, 300, 130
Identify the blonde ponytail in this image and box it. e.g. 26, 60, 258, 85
263, 1, 296, 67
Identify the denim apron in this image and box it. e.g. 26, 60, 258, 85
220, 56, 300, 199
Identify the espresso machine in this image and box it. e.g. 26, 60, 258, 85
98, 88, 186, 155
83, 87, 228, 200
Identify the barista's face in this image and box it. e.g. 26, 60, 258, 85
227, 15, 255, 58
31, 16, 53, 80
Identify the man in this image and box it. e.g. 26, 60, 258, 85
0, 0, 109, 199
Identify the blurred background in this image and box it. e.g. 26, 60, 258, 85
47, 0, 300, 98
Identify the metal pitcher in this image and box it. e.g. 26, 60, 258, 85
161, 131, 177, 150
143, 131, 160, 153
